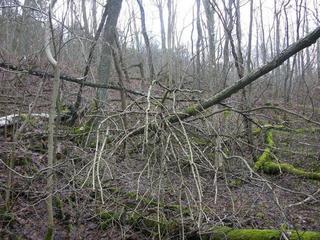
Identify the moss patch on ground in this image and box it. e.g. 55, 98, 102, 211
199, 227, 320, 240
254, 125, 320, 181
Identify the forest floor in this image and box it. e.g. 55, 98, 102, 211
0, 76, 320, 239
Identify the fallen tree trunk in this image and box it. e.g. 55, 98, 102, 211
168, 27, 320, 122
0, 113, 49, 128
0, 62, 147, 97
128, 26, 320, 136
194, 227, 320, 240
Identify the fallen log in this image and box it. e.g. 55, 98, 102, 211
0, 113, 49, 128
0, 62, 147, 97
194, 227, 320, 240
128, 26, 320, 136
255, 125, 320, 181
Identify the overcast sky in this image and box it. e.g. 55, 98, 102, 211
117, 0, 319, 48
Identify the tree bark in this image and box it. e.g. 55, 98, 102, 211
156, 0, 166, 51
196, 0, 203, 90
44, 1, 59, 238
136, 0, 155, 80
96, 0, 122, 108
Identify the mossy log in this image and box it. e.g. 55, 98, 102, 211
196, 227, 320, 240
254, 126, 320, 180
98, 190, 320, 238
99, 210, 179, 236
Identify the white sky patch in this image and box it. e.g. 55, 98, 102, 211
117, 0, 318, 49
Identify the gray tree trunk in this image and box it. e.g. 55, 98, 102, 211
156, 0, 166, 51
137, 0, 155, 80
96, 0, 123, 108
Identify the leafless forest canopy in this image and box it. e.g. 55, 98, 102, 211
0, 0, 320, 239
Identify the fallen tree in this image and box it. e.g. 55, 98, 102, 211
0, 62, 147, 97
0, 113, 49, 128
127, 26, 320, 136
96, 188, 320, 240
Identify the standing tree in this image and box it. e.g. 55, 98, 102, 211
97, 0, 123, 108
44, 0, 59, 238
136, 0, 155, 81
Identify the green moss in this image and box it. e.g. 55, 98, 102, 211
228, 179, 243, 188
265, 130, 274, 147
0, 210, 14, 222
44, 227, 54, 240
209, 226, 233, 240
100, 211, 122, 221
262, 161, 320, 180
291, 231, 320, 240
53, 196, 65, 220
253, 127, 262, 135
260, 161, 281, 174
255, 212, 265, 219
254, 125, 320, 180
185, 106, 197, 115
72, 124, 91, 135
72, 121, 97, 146
128, 212, 178, 235
191, 136, 211, 145
254, 127, 276, 170
295, 127, 320, 134
15, 156, 31, 166
206, 228, 320, 240
254, 147, 272, 171
223, 110, 231, 117
100, 211, 122, 229
20, 113, 45, 126
227, 229, 281, 240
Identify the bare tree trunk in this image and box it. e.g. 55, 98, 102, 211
44, 1, 59, 239
246, 0, 253, 73
196, 0, 203, 90
82, 0, 89, 35
167, 0, 175, 86
273, 0, 281, 99
232, 0, 254, 159
245, 0, 255, 158
203, 0, 216, 89
112, 34, 129, 156
259, 0, 267, 64
191, 7, 196, 85
136, 0, 155, 81
113, 31, 128, 130
304, 0, 310, 66
156, 0, 166, 51
221, 0, 232, 89
72, 4, 110, 121
17, 0, 39, 56
318, 38, 320, 84
96, 0, 123, 108
295, 0, 303, 103
92, 0, 97, 35
130, 8, 141, 52
167, 0, 174, 51
316, 0, 320, 83
255, 15, 260, 68
283, 0, 291, 103
203, 0, 215, 66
